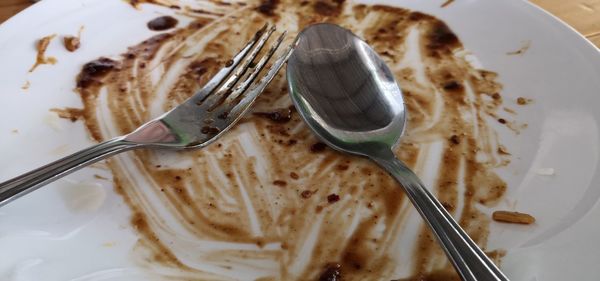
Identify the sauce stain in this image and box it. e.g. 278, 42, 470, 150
73, 0, 517, 279
310, 142, 327, 153
318, 263, 342, 281
63, 26, 84, 52
517, 97, 532, 105
50, 107, 85, 122
441, 0, 454, 8
147, 16, 179, 31
63, 36, 80, 52
507, 40, 531, 56
256, 0, 280, 16
30, 34, 57, 72
253, 108, 292, 123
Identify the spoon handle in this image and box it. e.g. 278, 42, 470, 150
372, 151, 509, 281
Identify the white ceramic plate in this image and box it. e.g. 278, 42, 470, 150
1, 0, 599, 280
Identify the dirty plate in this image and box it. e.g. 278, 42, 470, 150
0, 0, 599, 280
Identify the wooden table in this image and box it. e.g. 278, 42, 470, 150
0, 0, 32, 24
1, 0, 599, 47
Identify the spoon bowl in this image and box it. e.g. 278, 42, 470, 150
287, 23, 509, 281
287, 23, 405, 156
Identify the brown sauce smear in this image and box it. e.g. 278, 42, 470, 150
127, 0, 167, 8
318, 263, 342, 281
30, 34, 57, 72
50, 107, 85, 122
441, 0, 454, 8
256, 0, 279, 16
73, 1, 515, 279
76, 57, 121, 89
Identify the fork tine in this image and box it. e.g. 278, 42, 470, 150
200, 25, 277, 106
222, 31, 287, 105
224, 39, 296, 121
190, 23, 268, 102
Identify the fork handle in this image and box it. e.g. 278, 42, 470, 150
0, 138, 138, 207
371, 151, 509, 281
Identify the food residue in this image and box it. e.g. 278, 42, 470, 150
63, 26, 84, 52
147, 16, 179, 31
71, 0, 519, 279
503, 107, 517, 114
273, 180, 287, 187
50, 107, 85, 122
441, 0, 454, 8
516, 97, 532, 105
507, 40, 531, 56
21, 80, 30, 90
200, 125, 220, 135
492, 210, 535, 224
449, 134, 460, 145
497, 145, 510, 155
29, 34, 57, 72
319, 263, 342, 281
76, 57, 121, 88
253, 108, 293, 123
327, 193, 340, 204
94, 174, 109, 180
310, 142, 327, 152
64, 36, 80, 52
301, 190, 314, 199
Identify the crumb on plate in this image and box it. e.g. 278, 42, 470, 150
492, 210, 535, 224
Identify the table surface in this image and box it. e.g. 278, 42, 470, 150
1, 0, 599, 46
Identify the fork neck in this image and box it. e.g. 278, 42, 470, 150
124, 119, 179, 145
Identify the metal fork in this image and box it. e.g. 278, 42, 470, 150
0, 24, 292, 207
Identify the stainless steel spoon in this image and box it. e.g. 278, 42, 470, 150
286, 23, 509, 281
